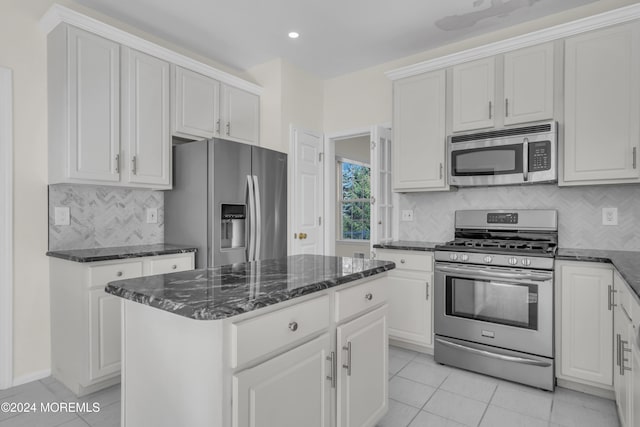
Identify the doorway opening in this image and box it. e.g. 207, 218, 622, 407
325, 126, 395, 259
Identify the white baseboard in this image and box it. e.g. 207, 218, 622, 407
12, 369, 52, 388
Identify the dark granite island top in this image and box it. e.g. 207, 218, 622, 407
46, 243, 197, 263
373, 241, 442, 251
106, 254, 396, 320
557, 248, 640, 302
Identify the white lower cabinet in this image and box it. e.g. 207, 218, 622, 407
555, 261, 614, 388
336, 305, 388, 427
233, 334, 332, 427
614, 271, 635, 427
632, 317, 640, 427
376, 249, 433, 349
50, 252, 194, 396
88, 289, 122, 381
232, 278, 389, 427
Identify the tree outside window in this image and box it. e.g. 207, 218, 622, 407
338, 160, 370, 240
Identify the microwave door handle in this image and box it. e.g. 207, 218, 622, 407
523, 137, 529, 182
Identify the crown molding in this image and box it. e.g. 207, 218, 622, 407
39, 4, 263, 95
386, 3, 640, 80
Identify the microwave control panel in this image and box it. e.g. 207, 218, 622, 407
528, 141, 552, 171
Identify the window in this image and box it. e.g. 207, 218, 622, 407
337, 159, 371, 240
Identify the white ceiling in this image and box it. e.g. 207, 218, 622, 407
75, 0, 601, 78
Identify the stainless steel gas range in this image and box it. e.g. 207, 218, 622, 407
434, 209, 557, 391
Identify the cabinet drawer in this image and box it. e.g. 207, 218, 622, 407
89, 262, 143, 287
335, 277, 388, 323
231, 295, 330, 368
147, 254, 194, 275
376, 250, 432, 272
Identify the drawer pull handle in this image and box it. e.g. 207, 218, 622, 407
400, 259, 406, 264
288, 321, 298, 332
172, 264, 177, 270
365, 293, 373, 301
116, 271, 123, 277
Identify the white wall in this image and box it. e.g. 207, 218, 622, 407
334, 135, 370, 164
322, 0, 640, 134
245, 59, 324, 153
1, 0, 53, 383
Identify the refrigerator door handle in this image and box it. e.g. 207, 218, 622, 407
252, 175, 262, 261
246, 175, 256, 261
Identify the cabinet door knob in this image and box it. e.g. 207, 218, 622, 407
116, 271, 123, 277
172, 264, 177, 270
400, 259, 406, 264
288, 321, 298, 332
365, 293, 373, 301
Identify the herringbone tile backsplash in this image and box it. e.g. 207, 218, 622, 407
48, 184, 164, 250
399, 184, 640, 250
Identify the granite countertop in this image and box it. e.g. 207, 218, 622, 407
557, 248, 640, 302
373, 241, 442, 252
46, 243, 197, 263
105, 254, 395, 320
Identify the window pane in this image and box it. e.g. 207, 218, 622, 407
340, 160, 371, 241
342, 162, 370, 200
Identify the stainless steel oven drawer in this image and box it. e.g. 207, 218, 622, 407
434, 335, 554, 391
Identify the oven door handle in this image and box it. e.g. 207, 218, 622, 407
436, 338, 552, 367
435, 264, 552, 281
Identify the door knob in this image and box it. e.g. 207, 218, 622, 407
299, 233, 308, 240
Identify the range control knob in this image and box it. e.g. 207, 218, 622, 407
508, 257, 518, 265
483, 256, 493, 263
449, 253, 459, 261
460, 254, 469, 262
521, 258, 532, 267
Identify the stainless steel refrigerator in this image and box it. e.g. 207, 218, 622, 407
165, 139, 287, 268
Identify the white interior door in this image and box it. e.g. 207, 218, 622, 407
370, 126, 392, 256
291, 126, 324, 255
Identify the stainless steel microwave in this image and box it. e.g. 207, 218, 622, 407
448, 121, 557, 187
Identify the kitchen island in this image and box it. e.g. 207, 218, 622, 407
106, 254, 395, 427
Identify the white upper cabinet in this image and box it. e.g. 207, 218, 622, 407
221, 84, 260, 145
452, 44, 554, 132
392, 70, 447, 192
173, 68, 259, 145
122, 48, 171, 187
452, 57, 496, 132
49, 25, 121, 185
503, 42, 554, 125
172, 66, 220, 140
564, 22, 640, 185
46, 13, 262, 189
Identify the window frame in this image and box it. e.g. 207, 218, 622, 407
336, 156, 371, 242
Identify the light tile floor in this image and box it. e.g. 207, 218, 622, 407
0, 346, 621, 427
380, 346, 621, 427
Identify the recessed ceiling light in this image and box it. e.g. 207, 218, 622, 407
288, 32, 299, 39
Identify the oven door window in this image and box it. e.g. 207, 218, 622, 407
451, 143, 523, 176
445, 275, 538, 330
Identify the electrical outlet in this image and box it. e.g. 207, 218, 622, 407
401, 210, 414, 222
602, 207, 618, 226
146, 208, 158, 224
54, 207, 70, 226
